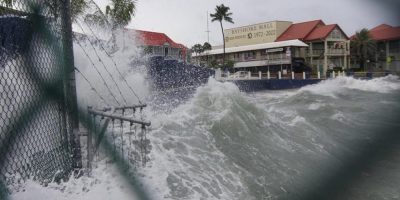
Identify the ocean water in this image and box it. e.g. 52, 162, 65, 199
141, 76, 400, 200
9, 32, 400, 199
11, 75, 400, 200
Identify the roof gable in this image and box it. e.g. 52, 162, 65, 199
305, 24, 349, 41
127, 29, 187, 49
351, 24, 400, 41
305, 24, 336, 41
276, 20, 325, 41
370, 24, 392, 31
369, 26, 400, 41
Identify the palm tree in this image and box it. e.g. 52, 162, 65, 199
210, 4, 233, 67
202, 42, 212, 51
106, 0, 136, 28
191, 44, 203, 65
351, 28, 376, 71
1, 0, 87, 19
202, 42, 212, 67
105, 0, 136, 52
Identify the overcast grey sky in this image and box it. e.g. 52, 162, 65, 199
95, 0, 399, 47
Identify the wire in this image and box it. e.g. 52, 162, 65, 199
75, 19, 143, 104
74, 20, 128, 105
74, 36, 121, 105
74, 67, 110, 107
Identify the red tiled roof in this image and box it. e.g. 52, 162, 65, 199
276, 20, 325, 41
304, 24, 349, 41
304, 24, 336, 41
128, 29, 187, 49
370, 24, 392, 32
368, 24, 400, 41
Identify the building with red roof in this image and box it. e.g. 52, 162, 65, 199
276, 20, 325, 42
195, 19, 352, 76
277, 20, 350, 75
194, 20, 311, 73
125, 29, 189, 63
352, 24, 400, 71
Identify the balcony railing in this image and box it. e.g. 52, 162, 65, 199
307, 49, 324, 57
327, 48, 347, 55
307, 49, 349, 56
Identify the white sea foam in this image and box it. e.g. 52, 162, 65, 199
10, 162, 138, 200
9, 24, 400, 200
300, 75, 400, 98
74, 30, 148, 109
308, 102, 324, 110
140, 78, 253, 200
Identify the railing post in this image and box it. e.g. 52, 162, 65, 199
248, 71, 251, 79
215, 68, 222, 80
87, 107, 93, 172
302, 72, 306, 80
227, 71, 230, 79
278, 71, 281, 79
267, 71, 270, 79
332, 71, 336, 78
318, 71, 321, 79
259, 71, 262, 79
291, 71, 294, 80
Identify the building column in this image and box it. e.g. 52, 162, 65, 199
386, 41, 390, 70
324, 40, 328, 75
344, 41, 349, 69
310, 42, 314, 71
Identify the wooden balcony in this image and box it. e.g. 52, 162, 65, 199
307, 49, 349, 57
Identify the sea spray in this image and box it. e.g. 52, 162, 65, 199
10, 26, 400, 200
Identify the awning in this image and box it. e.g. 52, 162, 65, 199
192, 39, 308, 57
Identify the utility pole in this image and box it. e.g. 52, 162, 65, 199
61, 0, 82, 170
206, 11, 210, 43
206, 11, 211, 67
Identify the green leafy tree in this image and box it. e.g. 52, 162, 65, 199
191, 43, 203, 56
209, 59, 218, 68
351, 28, 376, 71
202, 42, 212, 51
51, 0, 86, 19
106, 0, 136, 28
210, 4, 233, 67
191, 43, 203, 65
1, 0, 12, 7
70, 0, 86, 19
1, 0, 87, 19
202, 42, 212, 67
224, 60, 235, 69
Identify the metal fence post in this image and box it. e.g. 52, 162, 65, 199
60, 0, 82, 170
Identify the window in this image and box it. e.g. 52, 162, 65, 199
330, 28, 343, 39
261, 50, 267, 56
244, 51, 256, 60
389, 40, 400, 53
164, 47, 169, 57
234, 53, 241, 61
143, 46, 153, 54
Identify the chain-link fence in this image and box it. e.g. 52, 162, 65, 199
0, 0, 81, 195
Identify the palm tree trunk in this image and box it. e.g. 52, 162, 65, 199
220, 21, 225, 68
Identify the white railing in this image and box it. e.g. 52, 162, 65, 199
215, 69, 392, 82
327, 48, 347, 55
215, 69, 319, 81
307, 49, 349, 56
